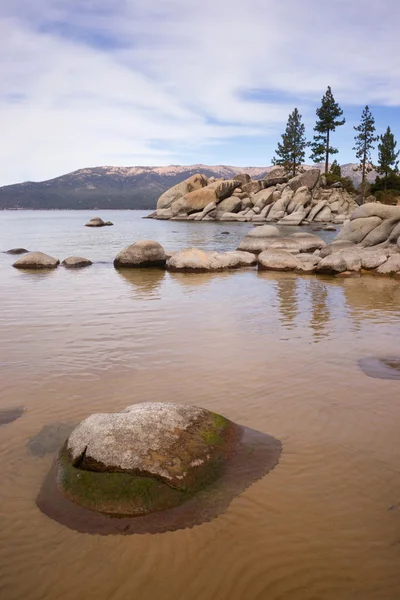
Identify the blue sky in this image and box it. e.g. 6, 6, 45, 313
1, 0, 399, 185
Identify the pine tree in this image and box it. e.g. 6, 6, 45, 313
309, 86, 345, 174
272, 108, 308, 177
329, 160, 341, 177
353, 106, 378, 200
377, 126, 399, 190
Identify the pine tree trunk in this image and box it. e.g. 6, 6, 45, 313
361, 146, 366, 203
325, 130, 330, 174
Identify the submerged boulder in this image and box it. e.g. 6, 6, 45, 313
13, 252, 59, 269
57, 402, 239, 515
85, 217, 106, 227
5, 248, 29, 255
114, 240, 166, 268
62, 257, 92, 269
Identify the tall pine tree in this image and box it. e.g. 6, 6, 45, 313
353, 105, 378, 200
377, 126, 399, 190
309, 86, 345, 173
272, 108, 307, 177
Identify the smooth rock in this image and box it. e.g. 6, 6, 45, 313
316, 255, 347, 274
62, 257, 92, 269
172, 188, 217, 216
5, 248, 29, 255
233, 173, 251, 185
335, 217, 383, 244
258, 249, 301, 271
376, 255, 400, 275
157, 174, 208, 210
217, 196, 242, 214
287, 168, 320, 192
85, 217, 106, 227
13, 252, 60, 269
114, 240, 166, 268
237, 225, 280, 254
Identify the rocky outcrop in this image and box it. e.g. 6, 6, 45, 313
85, 217, 106, 227
114, 240, 166, 268
335, 205, 400, 249
62, 257, 92, 269
150, 168, 358, 224
13, 252, 60, 269
57, 402, 240, 516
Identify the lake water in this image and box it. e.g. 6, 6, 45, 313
1, 210, 400, 600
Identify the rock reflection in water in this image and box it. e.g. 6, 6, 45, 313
36, 426, 282, 535
116, 268, 166, 298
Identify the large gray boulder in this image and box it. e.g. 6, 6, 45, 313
233, 173, 251, 185
58, 402, 238, 516
361, 218, 400, 247
237, 225, 280, 254
167, 248, 256, 271
252, 188, 276, 210
258, 249, 301, 271
114, 240, 166, 268
376, 255, 400, 275
287, 168, 320, 192
290, 232, 327, 252
350, 203, 400, 221
217, 196, 242, 214
207, 180, 240, 200
172, 188, 217, 216
335, 217, 383, 244
13, 252, 60, 269
316, 255, 347, 274
157, 174, 208, 210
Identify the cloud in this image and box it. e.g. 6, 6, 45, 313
0, 0, 399, 184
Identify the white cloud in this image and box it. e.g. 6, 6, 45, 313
0, 0, 399, 184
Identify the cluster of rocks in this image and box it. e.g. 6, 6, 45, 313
8, 205, 400, 277
149, 167, 358, 225
11, 252, 92, 269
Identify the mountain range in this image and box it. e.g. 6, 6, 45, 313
0, 164, 378, 210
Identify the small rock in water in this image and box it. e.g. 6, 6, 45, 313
104, 221, 114, 226
62, 257, 92, 269
0, 407, 24, 426
5, 248, 29, 255
85, 217, 106, 227
220, 231, 230, 235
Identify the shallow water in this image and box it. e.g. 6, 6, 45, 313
1, 210, 400, 600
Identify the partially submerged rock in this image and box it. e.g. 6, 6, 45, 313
13, 252, 60, 269
37, 403, 282, 534
0, 406, 24, 426
62, 257, 92, 269
167, 249, 256, 271
114, 240, 166, 268
53, 403, 240, 516
5, 248, 29, 255
359, 356, 400, 381
85, 217, 106, 227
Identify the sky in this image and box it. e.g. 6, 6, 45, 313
1, 0, 400, 186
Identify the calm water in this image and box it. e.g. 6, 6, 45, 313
1, 210, 400, 600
